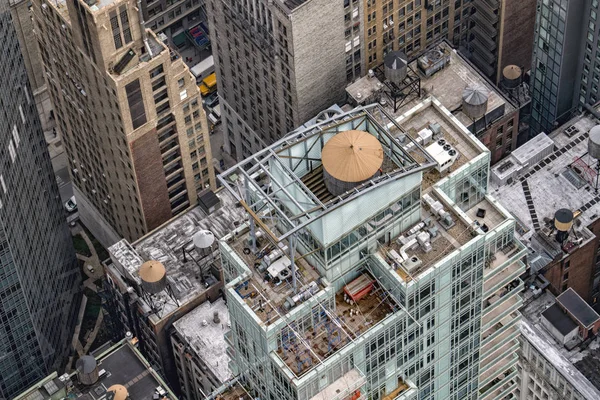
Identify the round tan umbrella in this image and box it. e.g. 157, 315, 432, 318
322, 130, 383, 182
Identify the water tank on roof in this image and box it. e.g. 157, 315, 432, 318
322, 130, 384, 196
138, 260, 167, 294
554, 208, 573, 244
462, 85, 489, 120
193, 230, 215, 249
76, 355, 99, 385
107, 385, 129, 400
384, 51, 407, 84
588, 125, 600, 159
502, 65, 522, 89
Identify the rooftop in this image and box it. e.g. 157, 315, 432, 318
377, 97, 504, 280
346, 41, 516, 133
557, 288, 600, 328
274, 271, 397, 377
108, 189, 246, 319
172, 298, 232, 383
228, 228, 324, 325
15, 339, 176, 400
521, 290, 600, 397
492, 111, 600, 233
542, 303, 578, 336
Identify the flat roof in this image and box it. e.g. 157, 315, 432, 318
378, 98, 503, 280
108, 189, 246, 319
15, 340, 177, 400
542, 303, 578, 335
347, 41, 515, 130
172, 298, 232, 383
521, 290, 600, 397
491, 110, 600, 238
557, 288, 600, 328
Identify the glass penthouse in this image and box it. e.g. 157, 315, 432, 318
216, 100, 525, 400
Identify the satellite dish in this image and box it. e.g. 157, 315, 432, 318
193, 230, 215, 249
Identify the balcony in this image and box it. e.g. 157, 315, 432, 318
483, 260, 525, 297
482, 295, 522, 329
471, 24, 497, 50
483, 278, 522, 313
479, 366, 518, 400
480, 376, 518, 400
481, 321, 520, 359
475, 2, 499, 24
309, 369, 366, 400
480, 339, 519, 373
471, 13, 498, 38
469, 38, 497, 64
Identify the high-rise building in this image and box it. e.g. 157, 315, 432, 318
32, 0, 216, 247
362, 0, 472, 71
216, 102, 524, 399
206, 0, 348, 161
9, 0, 56, 136
467, 0, 537, 83
0, 2, 81, 397
529, 0, 600, 136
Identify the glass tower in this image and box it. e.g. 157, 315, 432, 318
0, 3, 81, 397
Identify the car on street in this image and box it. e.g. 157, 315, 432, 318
204, 91, 219, 109
65, 196, 77, 212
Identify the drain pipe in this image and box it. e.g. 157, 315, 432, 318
136, 0, 153, 58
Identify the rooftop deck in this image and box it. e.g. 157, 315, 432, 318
214, 382, 253, 400
230, 228, 323, 325
380, 195, 472, 282
276, 271, 397, 377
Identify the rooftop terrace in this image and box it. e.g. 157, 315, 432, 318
275, 271, 397, 377
213, 382, 253, 400
376, 97, 503, 281
228, 226, 323, 325
172, 298, 232, 383
108, 189, 246, 319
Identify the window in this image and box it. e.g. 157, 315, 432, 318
178, 78, 185, 87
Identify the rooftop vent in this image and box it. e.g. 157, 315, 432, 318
321, 130, 383, 196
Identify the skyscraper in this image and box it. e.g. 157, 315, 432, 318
529, 0, 600, 136
32, 0, 215, 247
217, 101, 523, 399
0, 3, 81, 397
468, 0, 537, 83
206, 0, 348, 161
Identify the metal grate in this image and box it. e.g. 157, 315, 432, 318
561, 168, 587, 189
